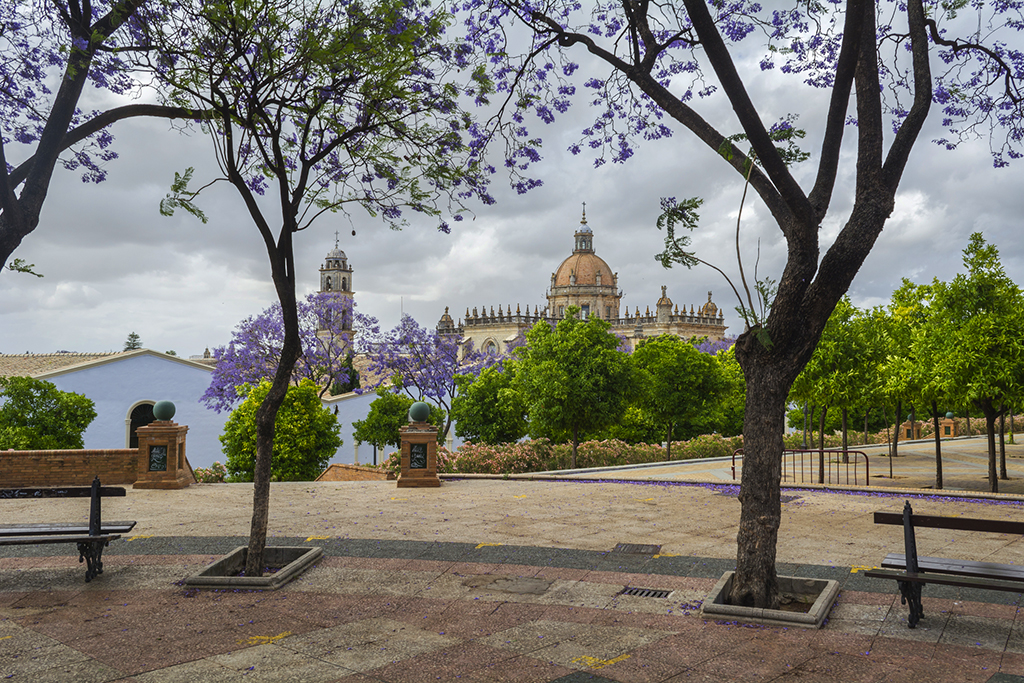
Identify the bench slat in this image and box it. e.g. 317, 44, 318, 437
881, 553, 1024, 581
873, 512, 1024, 535
0, 534, 121, 546
864, 568, 1024, 593
0, 487, 126, 499
0, 522, 137, 536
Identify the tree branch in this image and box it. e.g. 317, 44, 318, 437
9, 104, 216, 188
680, 0, 814, 227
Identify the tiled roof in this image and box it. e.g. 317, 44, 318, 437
0, 352, 129, 378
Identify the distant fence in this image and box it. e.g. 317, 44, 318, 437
0, 449, 140, 487
732, 449, 869, 487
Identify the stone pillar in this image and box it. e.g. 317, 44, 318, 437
135, 412, 193, 489
899, 420, 922, 441
939, 412, 959, 438
397, 402, 440, 488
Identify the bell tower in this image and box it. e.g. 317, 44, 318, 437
320, 231, 354, 298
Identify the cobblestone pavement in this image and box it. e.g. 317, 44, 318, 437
3, 444, 1024, 682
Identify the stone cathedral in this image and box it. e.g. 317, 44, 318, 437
436, 208, 728, 354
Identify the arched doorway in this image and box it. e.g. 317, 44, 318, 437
128, 402, 156, 448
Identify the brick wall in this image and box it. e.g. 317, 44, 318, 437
316, 463, 389, 482
0, 449, 139, 487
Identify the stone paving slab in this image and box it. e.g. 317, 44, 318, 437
3, 473, 1024, 681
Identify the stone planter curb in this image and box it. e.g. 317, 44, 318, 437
184, 546, 323, 590
701, 571, 840, 628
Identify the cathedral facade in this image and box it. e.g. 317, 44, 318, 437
436, 210, 728, 354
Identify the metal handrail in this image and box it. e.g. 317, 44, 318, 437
732, 448, 869, 486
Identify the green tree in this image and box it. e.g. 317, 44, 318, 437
221, 379, 341, 482
633, 335, 727, 459
927, 234, 1024, 493
352, 386, 445, 451
0, 377, 97, 450
516, 308, 636, 468
123, 332, 142, 350
712, 346, 746, 437
329, 353, 361, 396
451, 364, 528, 444
789, 298, 867, 477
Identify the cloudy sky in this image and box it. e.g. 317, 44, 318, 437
2, 17, 1022, 358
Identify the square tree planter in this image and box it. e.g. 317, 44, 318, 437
185, 546, 323, 590
701, 571, 840, 628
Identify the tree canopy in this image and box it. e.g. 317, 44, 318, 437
202, 292, 377, 413
451, 363, 529, 444
515, 308, 635, 468
220, 379, 341, 482
0, 376, 97, 450
633, 334, 727, 458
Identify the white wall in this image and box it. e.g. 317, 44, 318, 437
39, 351, 227, 469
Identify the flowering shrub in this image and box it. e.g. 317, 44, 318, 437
453, 440, 550, 474
193, 461, 227, 483
671, 434, 744, 460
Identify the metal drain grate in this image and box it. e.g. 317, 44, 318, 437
621, 586, 672, 599
613, 543, 661, 555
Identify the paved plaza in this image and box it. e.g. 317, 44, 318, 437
2, 436, 1024, 681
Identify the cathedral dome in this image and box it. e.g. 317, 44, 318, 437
326, 247, 347, 261
552, 251, 614, 288
551, 206, 614, 288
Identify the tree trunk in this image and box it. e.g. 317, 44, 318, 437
1011, 411, 1016, 445
666, 423, 673, 460
978, 399, 998, 493
728, 359, 792, 610
966, 410, 972, 437
863, 409, 869, 446
883, 404, 893, 479
571, 425, 579, 469
246, 250, 301, 578
999, 408, 1007, 480
841, 407, 849, 463
892, 399, 902, 459
931, 400, 942, 490
818, 405, 828, 484
802, 402, 809, 450
808, 404, 816, 449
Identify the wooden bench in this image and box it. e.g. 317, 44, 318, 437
864, 501, 1024, 628
0, 477, 137, 582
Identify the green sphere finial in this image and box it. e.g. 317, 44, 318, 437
409, 401, 430, 423
945, 411, 955, 419
153, 400, 176, 421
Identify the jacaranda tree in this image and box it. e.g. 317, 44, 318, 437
363, 314, 495, 440
461, 0, 1024, 607
149, 0, 501, 576
202, 292, 378, 413
0, 0, 214, 270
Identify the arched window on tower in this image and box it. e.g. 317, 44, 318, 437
342, 277, 347, 291
325, 276, 333, 291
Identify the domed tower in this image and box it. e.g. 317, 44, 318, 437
320, 235, 354, 298
547, 205, 621, 320
319, 234, 355, 334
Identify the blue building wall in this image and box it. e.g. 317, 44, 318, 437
33, 350, 463, 471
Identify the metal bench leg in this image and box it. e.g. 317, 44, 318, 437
897, 579, 924, 628
77, 539, 108, 582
